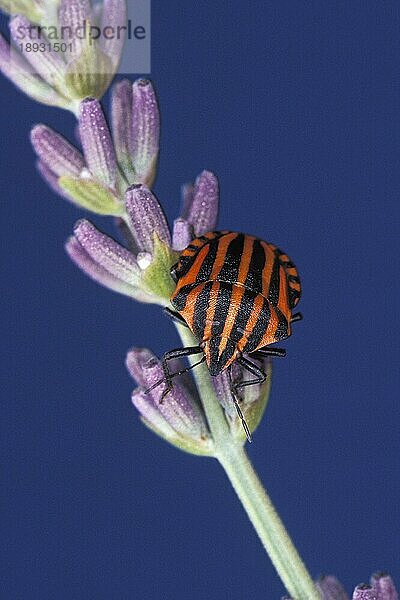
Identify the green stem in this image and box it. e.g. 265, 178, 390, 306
176, 324, 320, 600
217, 445, 320, 600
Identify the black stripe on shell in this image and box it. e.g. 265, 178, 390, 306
244, 238, 266, 295
245, 297, 271, 352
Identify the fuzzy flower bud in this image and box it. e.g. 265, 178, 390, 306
284, 573, 398, 600
0, 0, 127, 112
126, 348, 213, 456
31, 80, 161, 216
181, 170, 219, 237
111, 78, 160, 186
213, 358, 272, 442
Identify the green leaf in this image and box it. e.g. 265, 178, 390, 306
140, 233, 179, 302
59, 176, 124, 216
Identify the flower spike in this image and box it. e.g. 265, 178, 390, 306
0, 0, 126, 111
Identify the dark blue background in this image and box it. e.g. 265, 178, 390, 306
1, 2, 399, 598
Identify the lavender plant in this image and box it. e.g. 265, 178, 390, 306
0, 2, 397, 599
0, 0, 126, 113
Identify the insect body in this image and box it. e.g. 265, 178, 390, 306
150, 230, 302, 441
171, 231, 301, 375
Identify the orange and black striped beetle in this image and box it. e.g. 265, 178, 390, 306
150, 231, 302, 441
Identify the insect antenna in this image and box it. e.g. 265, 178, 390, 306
228, 367, 252, 443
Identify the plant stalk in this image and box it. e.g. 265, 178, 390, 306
176, 324, 320, 600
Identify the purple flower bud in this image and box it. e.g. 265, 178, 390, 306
183, 170, 219, 236
111, 79, 135, 182
79, 98, 117, 188
125, 347, 155, 387
31, 125, 85, 177
36, 160, 72, 201
125, 184, 171, 253
172, 218, 193, 251
100, 0, 127, 66
0, 33, 65, 108
59, 0, 91, 60
72, 219, 141, 285
370, 573, 398, 600
316, 575, 349, 600
180, 182, 194, 216
212, 366, 241, 419
126, 348, 209, 442
352, 585, 378, 600
66, 235, 153, 301
212, 359, 266, 416
131, 78, 160, 186
131, 389, 176, 439
9, 16, 65, 90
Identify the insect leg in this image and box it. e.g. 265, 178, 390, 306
291, 312, 302, 323
228, 366, 252, 443
170, 263, 179, 283
163, 306, 189, 328
235, 355, 267, 390
145, 346, 203, 401
252, 347, 286, 358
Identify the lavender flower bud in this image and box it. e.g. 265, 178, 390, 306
111, 79, 135, 183
126, 348, 212, 455
31, 125, 85, 177
79, 98, 117, 188
183, 170, 219, 236
316, 575, 349, 600
126, 348, 155, 386
73, 219, 141, 284
100, 0, 127, 67
59, 0, 91, 60
36, 160, 72, 202
172, 218, 194, 251
370, 573, 398, 600
213, 358, 272, 442
131, 79, 160, 186
352, 585, 378, 600
125, 185, 171, 253
31, 110, 123, 216
131, 389, 177, 440
65, 235, 153, 303
287, 574, 398, 600
10, 15, 66, 93
180, 182, 194, 217
0, 33, 68, 109
1, 0, 126, 111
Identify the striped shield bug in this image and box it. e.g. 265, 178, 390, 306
148, 230, 302, 441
